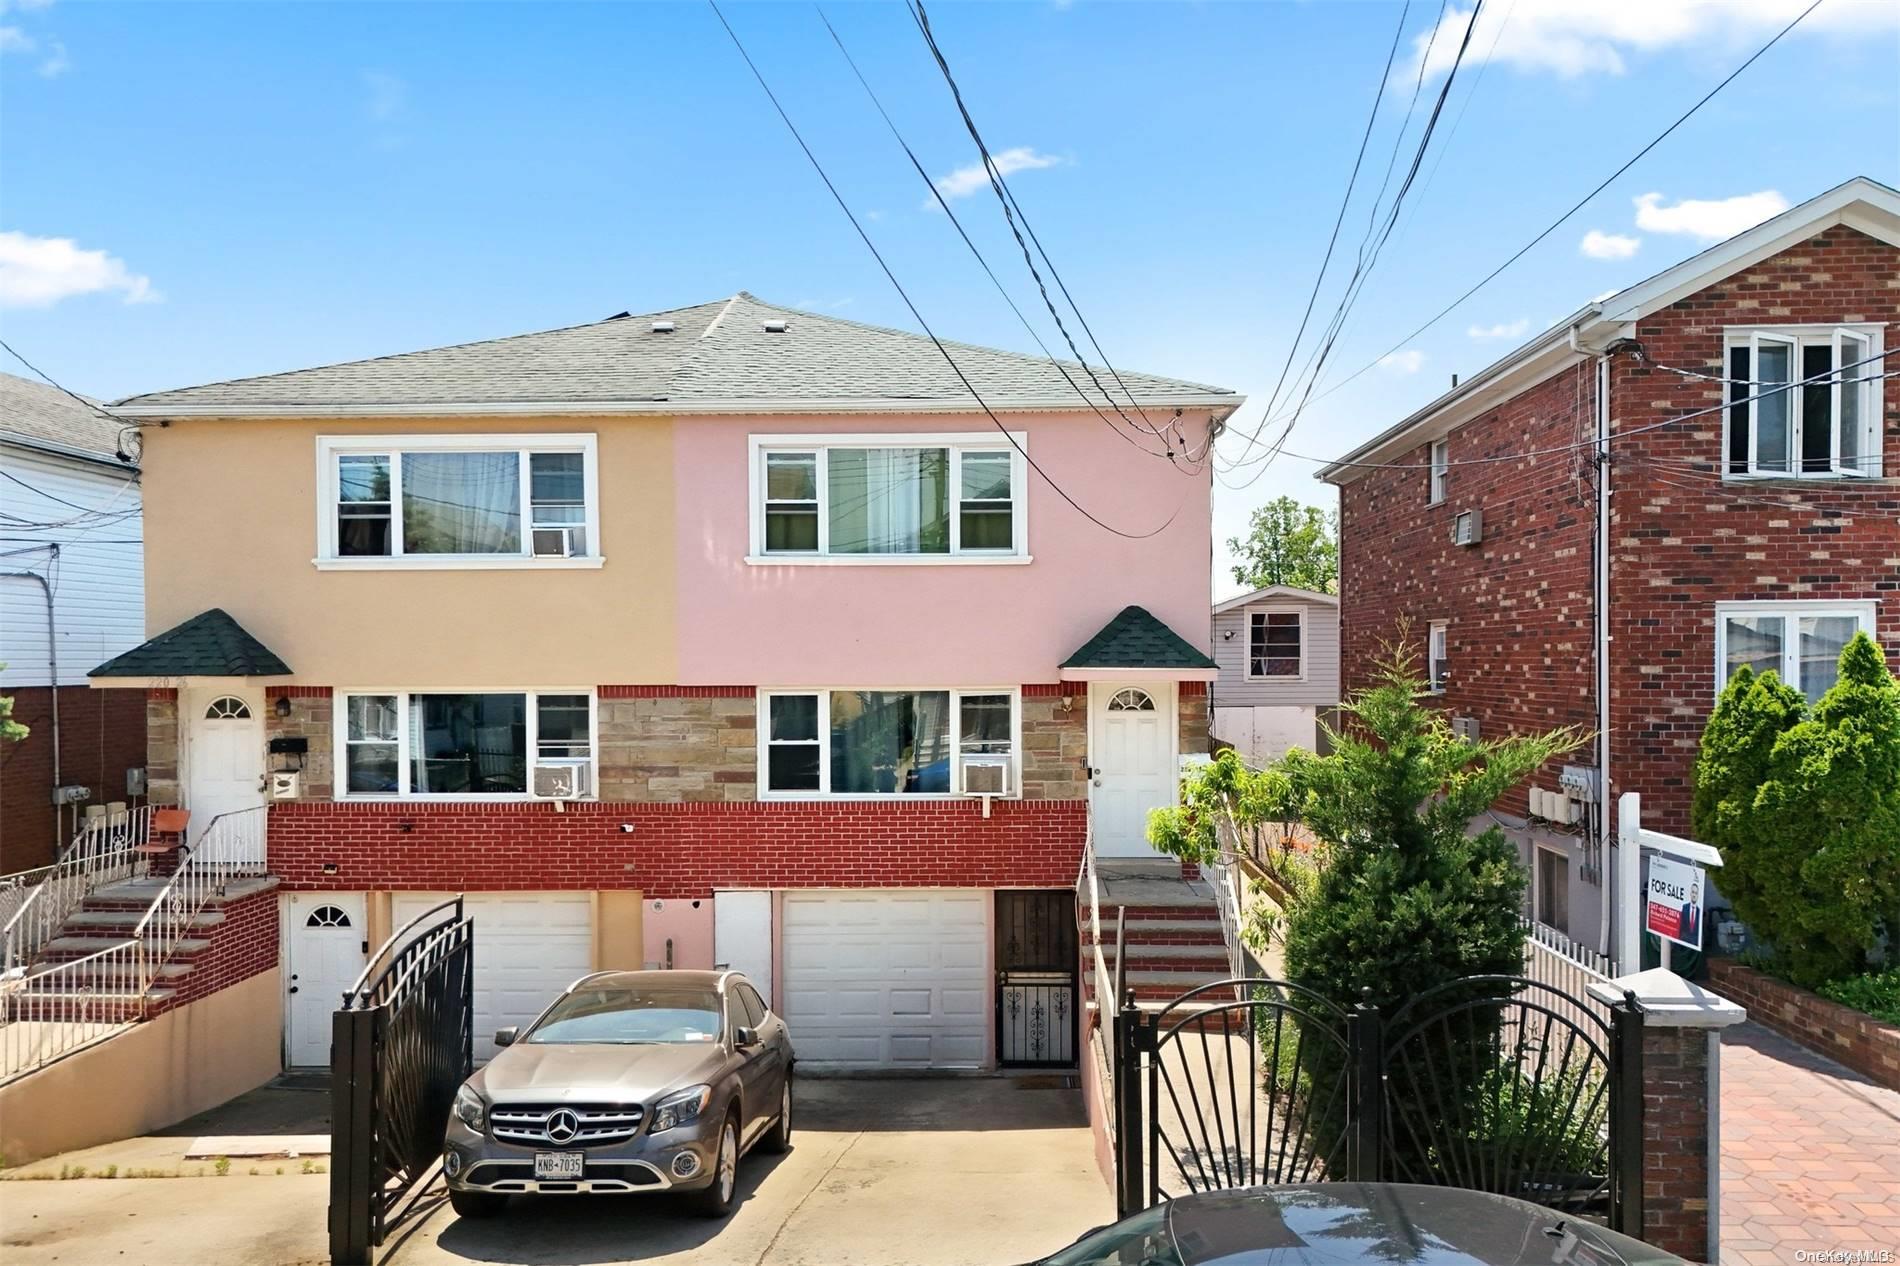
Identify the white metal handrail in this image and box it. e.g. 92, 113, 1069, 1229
1077, 822, 1116, 1015
2, 806, 153, 978
0, 937, 143, 1081
131, 806, 268, 991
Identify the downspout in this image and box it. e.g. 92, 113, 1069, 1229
1593, 353, 1615, 963
1, 564, 61, 803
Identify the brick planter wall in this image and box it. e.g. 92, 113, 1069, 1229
269, 798, 1088, 899
1639, 1026, 1716, 1261
1707, 958, 1900, 1090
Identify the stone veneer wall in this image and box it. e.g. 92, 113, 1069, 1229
146, 689, 179, 805
1179, 683, 1210, 757
267, 687, 335, 801
597, 693, 757, 802
1020, 690, 1088, 799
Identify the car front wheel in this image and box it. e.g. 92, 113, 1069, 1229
688, 1112, 739, 1218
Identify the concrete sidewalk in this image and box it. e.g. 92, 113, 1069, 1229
0, 1076, 1111, 1266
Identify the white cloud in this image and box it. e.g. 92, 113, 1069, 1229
1378, 349, 1426, 374
0, 231, 159, 308
362, 70, 405, 121
1467, 318, 1531, 340
0, 0, 59, 13
1632, 190, 1790, 242
1405, 0, 1897, 83
1580, 230, 1641, 260
0, 24, 33, 52
928, 147, 1064, 206
35, 33, 64, 76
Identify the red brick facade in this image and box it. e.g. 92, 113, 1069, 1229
161, 885, 280, 1012
0, 685, 149, 871
1338, 225, 1900, 835
1707, 959, 1900, 1091
269, 798, 1087, 899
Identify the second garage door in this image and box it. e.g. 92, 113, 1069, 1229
392, 892, 593, 1061
780, 889, 987, 1070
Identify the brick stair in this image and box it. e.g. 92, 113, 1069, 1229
1084, 891, 1237, 1006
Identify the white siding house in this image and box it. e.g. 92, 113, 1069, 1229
1209, 585, 1340, 765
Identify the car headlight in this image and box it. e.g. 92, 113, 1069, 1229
650, 1084, 712, 1134
453, 1084, 487, 1132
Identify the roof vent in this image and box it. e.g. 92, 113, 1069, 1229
762, 319, 789, 334
651, 320, 676, 334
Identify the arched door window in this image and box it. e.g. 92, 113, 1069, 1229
204, 696, 253, 720
1107, 688, 1156, 712
304, 905, 353, 929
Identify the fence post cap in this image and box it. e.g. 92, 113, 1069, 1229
1588, 967, 1747, 1029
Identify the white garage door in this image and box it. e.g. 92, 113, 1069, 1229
392, 892, 593, 1061
781, 890, 988, 1070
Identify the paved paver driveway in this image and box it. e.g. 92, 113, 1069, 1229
1721, 1023, 1900, 1265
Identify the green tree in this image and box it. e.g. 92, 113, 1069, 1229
1227, 496, 1338, 594
1, 665, 26, 743
1692, 633, 1900, 987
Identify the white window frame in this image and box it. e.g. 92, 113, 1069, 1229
1712, 600, 1877, 700
755, 687, 1022, 800
1722, 325, 1884, 481
745, 432, 1032, 565
314, 433, 604, 569
334, 688, 599, 800
1427, 620, 1449, 693
1245, 607, 1307, 681
1428, 439, 1449, 505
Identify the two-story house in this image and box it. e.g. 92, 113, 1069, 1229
1208, 584, 1341, 764
90, 293, 1239, 1072
1318, 177, 1898, 954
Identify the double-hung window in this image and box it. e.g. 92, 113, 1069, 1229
1725, 327, 1883, 479
751, 435, 1026, 561
1427, 621, 1450, 693
318, 435, 601, 567
1715, 601, 1875, 703
1247, 610, 1304, 679
1428, 439, 1449, 504
338, 690, 596, 798
760, 689, 1019, 797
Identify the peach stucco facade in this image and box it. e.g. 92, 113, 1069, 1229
671, 410, 1217, 685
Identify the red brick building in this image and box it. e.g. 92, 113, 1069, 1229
1319, 178, 1899, 956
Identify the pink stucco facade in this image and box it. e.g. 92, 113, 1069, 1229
672, 411, 1216, 686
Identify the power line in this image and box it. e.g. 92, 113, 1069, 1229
1230, 0, 1827, 445
0, 336, 150, 461
705, 0, 1186, 541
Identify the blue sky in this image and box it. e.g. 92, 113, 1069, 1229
3, 0, 1896, 594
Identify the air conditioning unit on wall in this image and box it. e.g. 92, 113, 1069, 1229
961, 756, 1011, 797
532, 761, 593, 800
1451, 508, 1483, 546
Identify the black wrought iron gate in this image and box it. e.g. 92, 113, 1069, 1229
1112, 976, 1642, 1236
996, 890, 1077, 1067
330, 897, 474, 1266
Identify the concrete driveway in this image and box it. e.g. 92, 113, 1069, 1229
0, 1076, 1112, 1266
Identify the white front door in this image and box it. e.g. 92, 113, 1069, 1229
286, 893, 367, 1067
1090, 682, 1176, 857
184, 686, 266, 850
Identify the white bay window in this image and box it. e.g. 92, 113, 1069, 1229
338, 690, 596, 798
760, 689, 1019, 797
1725, 327, 1882, 479
1716, 601, 1876, 703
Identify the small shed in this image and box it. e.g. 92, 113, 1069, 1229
1209, 585, 1340, 765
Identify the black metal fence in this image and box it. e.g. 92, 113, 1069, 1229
330, 897, 474, 1266
1111, 976, 1643, 1237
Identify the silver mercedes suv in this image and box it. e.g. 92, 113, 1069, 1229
442, 969, 793, 1219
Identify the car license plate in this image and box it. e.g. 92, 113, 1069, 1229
534, 1152, 583, 1180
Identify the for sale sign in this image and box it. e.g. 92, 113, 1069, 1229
1645, 854, 1705, 951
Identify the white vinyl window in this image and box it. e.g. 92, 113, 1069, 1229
337, 690, 596, 798
1724, 327, 1883, 479
317, 434, 602, 568
1715, 601, 1876, 703
1247, 609, 1305, 679
1428, 439, 1449, 505
749, 434, 1028, 563
1427, 621, 1449, 693
758, 688, 1019, 797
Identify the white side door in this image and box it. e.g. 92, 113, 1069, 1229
1090, 683, 1176, 858
286, 893, 367, 1067
183, 686, 266, 853
714, 890, 774, 1004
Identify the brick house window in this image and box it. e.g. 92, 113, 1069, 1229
1428, 439, 1449, 504
758, 689, 1018, 798
1715, 600, 1876, 703
337, 690, 596, 798
1247, 610, 1305, 679
1724, 327, 1883, 479
1427, 621, 1449, 693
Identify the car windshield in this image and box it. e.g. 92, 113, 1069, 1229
1040, 1205, 1178, 1266
525, 987, 724, 1045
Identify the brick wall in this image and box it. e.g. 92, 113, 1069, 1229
598, 692, 756, 802
1639, 1026, 1715, 1260
1707, 959, 1900, 1091
162, 884, 280, 1012
0, 685, 148, 871
145, 689, 180, 806
268, 799, 1087, 899
1179, 681, 1210, 757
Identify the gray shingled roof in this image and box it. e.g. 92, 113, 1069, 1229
90, 609, 291, 678
115, 293, 1238, 414
1063, 606, 1216, 671
1, 371, 131, 461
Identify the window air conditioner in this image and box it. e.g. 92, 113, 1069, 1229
532, 527, 579, 558
1450, 715, 1479, 743
532, 761, 593, 800
960, 756, 1011, 797
1451, 508, 1483, 546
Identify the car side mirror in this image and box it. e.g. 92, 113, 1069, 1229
493, 1026, 518, 1048
733, 1026, 760, 1049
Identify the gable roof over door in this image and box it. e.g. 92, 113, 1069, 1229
113, 292, 1241, 419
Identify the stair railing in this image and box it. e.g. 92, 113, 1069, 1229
130, 806, 269, 1008
2, 805, 152, 979
0, 937, 143, 1083
1077, 819, 1118, 1015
